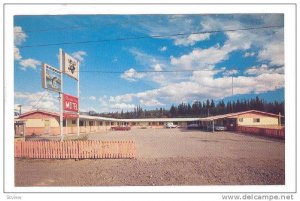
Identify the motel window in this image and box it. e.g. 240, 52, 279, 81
79, 121, 84, 126
99, 121, 103, 126
106, 122, 110, 126
159, 122, 164, 125
132, 122, 136, 126
89, 121, 94, 126
63, 120, 66, 126
238, 118, 243, 122
72, 120, 76, 124
253, 118, 260, 123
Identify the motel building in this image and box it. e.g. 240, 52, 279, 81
14, 109, 283, 137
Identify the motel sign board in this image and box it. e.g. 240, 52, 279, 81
63, 93, 78, 112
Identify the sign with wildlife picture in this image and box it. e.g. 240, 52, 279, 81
41, 63, 61, 92
61, 51, 79, 80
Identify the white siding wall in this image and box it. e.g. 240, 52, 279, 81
237, 117, 278, 126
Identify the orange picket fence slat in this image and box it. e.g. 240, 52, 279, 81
14, 140, 136, 159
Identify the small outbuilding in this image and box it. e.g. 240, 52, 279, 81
15, 110, 61, 136
199, 110, 282, 132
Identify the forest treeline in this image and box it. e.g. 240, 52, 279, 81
93, 96, 284, 119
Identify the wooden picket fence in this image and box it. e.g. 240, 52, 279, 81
236, 126, 284, 139
15, 140, 136, 159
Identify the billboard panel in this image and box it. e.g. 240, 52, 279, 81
63, 93, 78, 112
42, 63, 61, 92
61, 51, 79, 80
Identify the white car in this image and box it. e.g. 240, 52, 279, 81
165, 122, 177, 128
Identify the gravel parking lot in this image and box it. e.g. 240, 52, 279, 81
15, 128, 285, 186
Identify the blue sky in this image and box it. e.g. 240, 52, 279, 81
14, 14, 284, 113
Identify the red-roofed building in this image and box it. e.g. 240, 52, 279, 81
15, 109, 283, 137
15, 110, 61, 136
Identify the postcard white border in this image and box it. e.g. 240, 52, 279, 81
3, 2, 297, 195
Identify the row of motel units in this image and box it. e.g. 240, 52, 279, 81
14, 109, 282, 136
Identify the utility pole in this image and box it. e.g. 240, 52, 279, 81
232, 75, 234, 97
18, 104, 22, 116
77, 60, 80, 137
59, 48, 64, 141
279, 112, 281, 127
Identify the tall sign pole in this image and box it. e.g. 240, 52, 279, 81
77, 60, 80, 137
41, 51, 66, 140
60, 49, 80, 138
59, 48, 64, 141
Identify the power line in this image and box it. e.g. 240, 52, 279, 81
18, 25, 283, 49
79, 69, 219, 73
64, 66, 284, 74
31, 91, 50, 110
13, 15, 206, 33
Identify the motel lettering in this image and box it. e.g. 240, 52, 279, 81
63, 93, 78, 112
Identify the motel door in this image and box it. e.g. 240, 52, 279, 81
44, 120, 50, 134
227, 118, 237, 131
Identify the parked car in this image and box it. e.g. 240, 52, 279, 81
165, 122, 178, 128
207, 124, 227, 131
187, 124, 201, 129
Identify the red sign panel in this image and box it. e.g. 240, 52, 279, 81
63, 113, 79, 119
63, 93, 78, 112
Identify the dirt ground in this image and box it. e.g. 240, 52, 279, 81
15, 128, 285, 186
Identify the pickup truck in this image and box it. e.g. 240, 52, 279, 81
165, 122, 178, 128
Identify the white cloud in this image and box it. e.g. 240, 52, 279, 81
14, 104, 33, 114
223, 69, 239, 77
174, 33, 210, 46
89, 96, 96, 100
159, 46, 167, 52
110, 15, 285, 111
14, 91, 59, 112
169, 16, 283, 72
200, 15, 284, 67
14, 26, 27, 46
14, 47, 22, 60
245, 64, 284, 75
258, 30, 284, 66
130, 48, 164, 67
110, 103, 136, 110
97, 95, 136, 112
120, 68, 145, 82
129, 48, 172, 85
105, 65, 284, 109
153, 64, 162, 71
140, 99, 164, 107
170, 45, 229, 70
19, 58, 41, 70
71, 51, 87, 62
243, 52, 256, 57
14, 26, 27, 61
14, 26, 42, 70
98, 96, 108, 106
